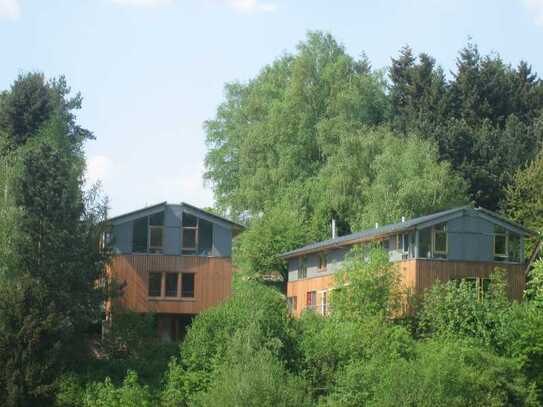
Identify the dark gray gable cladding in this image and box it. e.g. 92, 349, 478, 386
280, 206, 537, 259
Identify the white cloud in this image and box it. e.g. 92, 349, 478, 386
525, 0, 543, 26
224, 0, 277, 13
0, 0, 21, 20
86, 155, 113, 185
111, 0, 174, 7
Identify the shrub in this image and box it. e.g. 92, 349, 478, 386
326, 339, 538, 407
82, 370, 154, 407
161, 281, 298, 403
191, 326, 311, 407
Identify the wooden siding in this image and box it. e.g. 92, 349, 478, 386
414, 259, 525, 301
287, 259, 525, 317
108, 255, 233, 314
287, 273, 336, 318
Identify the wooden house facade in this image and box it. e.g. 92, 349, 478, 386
105, 202, 243, 341
281, 207, 535, 317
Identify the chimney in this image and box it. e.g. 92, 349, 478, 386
375, 222, 379, 229
401, 216, 405, 223
332, 219, 337, 239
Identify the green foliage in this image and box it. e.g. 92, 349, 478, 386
331, 246, 402, 320
297, 312, 413, 398
526, 259, 543, 305
233, 201, 309, 280
0, 73, 108, 406
327, 339, 538, 407
417, 270, 512, 351
0, 72, 92, 151
161, 281, 297, 404
205, 31, 389, 220
505, 148, 543, 250
82, 371, 154, 407
191, 325, 311, 407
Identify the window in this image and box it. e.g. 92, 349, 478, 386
306, 291, 316, 309
318, 253, 327, 271
149, 227, 163, 253
198, 218, 213, 256
287, 296, 297, 313
508, 234, 521, 262
494, 225, 507, 260
165, 273, 178, 297
419, 228, 431, 258
494, 226, 522, 262
400, 233, 409, 259
381, 238, 390, 251
133, 217, 148, 253
148, 272, 162, 297
321, 291, 329, 316
132, 211, 164, 253
182, 273, 195, 298
298, 257, 308, 279
432, 223, 447, 258
182, 212, 199, 255
418, 224, 447, 259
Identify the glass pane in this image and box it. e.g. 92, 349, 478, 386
434, 223, 447, 232
133, 217, 148, 253
149, 211, 164, 226
183, 228, 196, 249
419, 228, 431, 258
494, 235, 506, 256
148, 272, 161, 297
508, 234, 520, 262
165, 273, 178, 297
434, 231, 447, 253
182, 212, 198, 227
182, 273, 195, 297
150, 227, 163, 249
494, 224, 506, 234
198, 218, 213, 255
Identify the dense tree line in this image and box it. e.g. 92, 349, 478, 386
204, 31, 543, 278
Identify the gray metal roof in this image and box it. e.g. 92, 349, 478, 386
279, 206, 537, 259
107, 201, 245, 230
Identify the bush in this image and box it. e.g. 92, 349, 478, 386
82, 371, 154, 407
326, 339, 538, 407
161, 281, 298, 403
191, 326, 311, 407
297, 312, 413, 398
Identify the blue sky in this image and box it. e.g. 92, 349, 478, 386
1, 0, 542, 216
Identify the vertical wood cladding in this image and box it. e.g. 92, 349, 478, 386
108, 255, 234, 314
287, 259, 525, 317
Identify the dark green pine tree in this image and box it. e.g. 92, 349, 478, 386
0, 75, 108, 406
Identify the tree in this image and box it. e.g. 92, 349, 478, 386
233, 201, 310, 282
0, 73, 92, 151
504, 148, 543, 249
0, 74, 108, 406
204, 31, 389, 219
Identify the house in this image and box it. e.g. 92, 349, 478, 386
105, 202, 243, 341
281, 207, 536, 317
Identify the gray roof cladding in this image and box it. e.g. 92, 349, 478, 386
107, 201, 245, 231
279, 206, 537, 259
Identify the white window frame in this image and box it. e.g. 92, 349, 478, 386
320, 290, 329, 316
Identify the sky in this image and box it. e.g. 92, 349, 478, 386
1, 0, 542, 217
